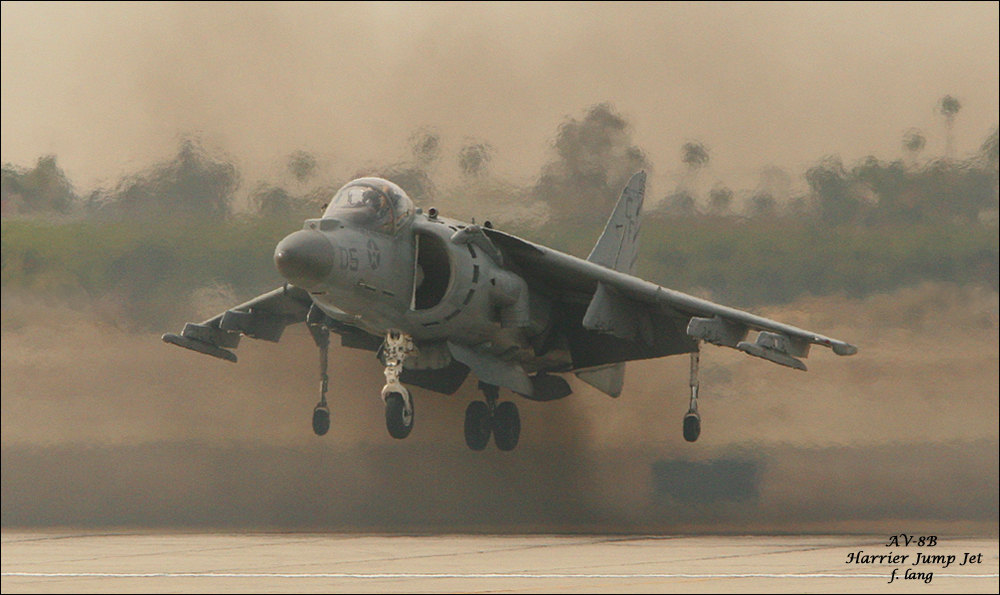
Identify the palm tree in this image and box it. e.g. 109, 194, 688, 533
682, 141, 710, 170
676, 141, 709, 211
937, 95, 962, 160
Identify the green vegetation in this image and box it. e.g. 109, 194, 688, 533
1, 218, 293, 330
3, 213, 995, 331
2, 107, 997, 330
507, 217, 998, 308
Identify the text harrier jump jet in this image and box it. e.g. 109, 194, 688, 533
164, 173, 856, 450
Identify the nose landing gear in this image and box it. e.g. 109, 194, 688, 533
384, 391, 414, 439
381, 331, 416, 439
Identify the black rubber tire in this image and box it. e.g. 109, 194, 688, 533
493, 401, 521, 452
312, 406, 331, 436
464, 401, 492, 451
385, 393, 414, 439
683, 412, 701, 443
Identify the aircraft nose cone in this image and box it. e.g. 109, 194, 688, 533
274, 230, 337, 289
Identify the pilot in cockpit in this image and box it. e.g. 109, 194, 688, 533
324, 179, 413, 234
361, 187, 393, 231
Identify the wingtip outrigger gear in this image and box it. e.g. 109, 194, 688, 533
683, 348, 702, 443
307, 307, 332, 436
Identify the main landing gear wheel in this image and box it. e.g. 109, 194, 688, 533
385, 392, 414, 439
465, 382, 522, 451
312, 405, 331, 436
464, 401, 492, 451
492, 401, 521, 452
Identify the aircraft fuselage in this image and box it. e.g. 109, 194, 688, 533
275, 213, 551, 371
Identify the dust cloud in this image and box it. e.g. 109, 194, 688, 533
2, 2, 997, 533
2, 283, 996, 532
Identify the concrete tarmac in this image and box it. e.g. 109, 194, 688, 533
2, 531, 997, 593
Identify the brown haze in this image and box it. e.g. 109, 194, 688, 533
2, 283, 997, 532
2, 2, 998, 198
2, 2, 998, 532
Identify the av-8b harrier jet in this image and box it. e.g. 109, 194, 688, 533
164, 173, 857, 450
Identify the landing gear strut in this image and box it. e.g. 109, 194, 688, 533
683, 348, 701, 442
308, 319, 331, 436
381, 331, 415, 439
465, 382, 521, 451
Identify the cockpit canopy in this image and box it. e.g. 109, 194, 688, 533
323, 178, 414, 234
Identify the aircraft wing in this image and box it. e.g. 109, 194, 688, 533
162, 284, 313, 362
483, 226, 857, 372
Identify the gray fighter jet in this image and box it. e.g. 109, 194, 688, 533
163, 173, 857, 450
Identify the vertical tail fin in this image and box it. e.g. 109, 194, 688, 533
586, 171, 646, 274
578, 172, 645, 397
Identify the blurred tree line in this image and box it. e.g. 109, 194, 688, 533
2, 106, 997, 330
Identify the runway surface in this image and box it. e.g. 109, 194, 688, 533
2, 531, 997, 593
